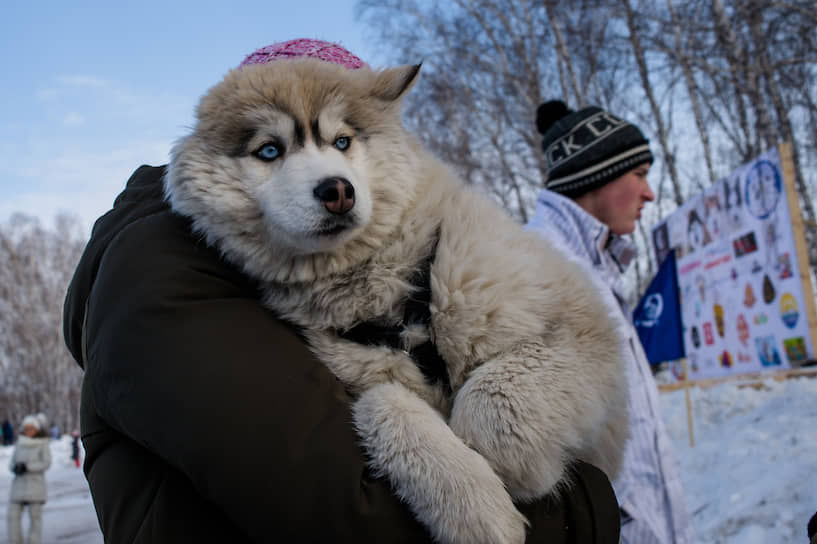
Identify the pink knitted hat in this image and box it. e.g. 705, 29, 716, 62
239, 38, 366, 70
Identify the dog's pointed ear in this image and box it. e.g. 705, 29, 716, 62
370, 63, 421, 102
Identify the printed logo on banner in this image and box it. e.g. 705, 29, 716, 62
691, 326, 701, 348
719, 350, 733, 368
689, 353, 699, 373
703, 322, 715, 345
679, 260, 701, 276
732, 231, 758, 258
704, 254, 731, 270
754, 313, 769, 325
704, 193, 724, 240
762, 274, 776, 304
764, 220, 780, 247
744, 159, 783, 220
687, 209, 713, 251
670, 360, 686, 380
744, 284, 756, 308
737, 352, 752, 363
751, 260, 763, 274
777, 253, 793, 280
634, 294, 663, 327
713, 304, 725, 338
695, 275, 707, 302
754, 335, 782, 367
779, 293, 799, 329
737, 314, 750, 346
724, 174, 744, 230
783, 337, 808, 364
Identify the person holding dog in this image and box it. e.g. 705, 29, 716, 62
526, 101, 694, 544
7, 413, 52, 544
62, 40, 623, 543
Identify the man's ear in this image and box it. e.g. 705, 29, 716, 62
370, 63, 422, 102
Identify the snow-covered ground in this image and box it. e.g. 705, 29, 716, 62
0, 375, 815, 543
662, 375, 817, 543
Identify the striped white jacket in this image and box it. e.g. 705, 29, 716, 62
526, 189, 694, 544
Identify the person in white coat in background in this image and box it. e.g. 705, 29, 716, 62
526, 100, 694, 544
7, 414, 52, 544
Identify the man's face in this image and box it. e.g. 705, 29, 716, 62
582, 163, 655, 235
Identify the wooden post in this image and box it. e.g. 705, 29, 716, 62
778, 142, 817, 366
682, 358, 694, 447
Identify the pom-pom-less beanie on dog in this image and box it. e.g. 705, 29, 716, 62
239, 38, 366, 70
536, 100, 653, 199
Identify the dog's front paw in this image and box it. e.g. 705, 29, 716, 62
439, 482, 528, 544
449, 356, 572, 500
354, 382, 527, 544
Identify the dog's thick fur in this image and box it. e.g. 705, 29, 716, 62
165, 58, 630, 544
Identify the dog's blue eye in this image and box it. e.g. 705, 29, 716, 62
255, 143, 281, 161
334, 136, 350, 151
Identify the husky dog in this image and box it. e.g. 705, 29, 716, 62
166, 40, 629, 544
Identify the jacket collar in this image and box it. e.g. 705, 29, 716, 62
533, 189, 636, 273
17, 435, 48, 446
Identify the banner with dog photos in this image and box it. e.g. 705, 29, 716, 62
650, 144, 817, 382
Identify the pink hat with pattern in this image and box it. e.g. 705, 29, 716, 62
239, 38, 367, 70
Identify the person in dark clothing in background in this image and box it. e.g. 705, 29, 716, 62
70, 430, 80, 468
2, 419, 13, 446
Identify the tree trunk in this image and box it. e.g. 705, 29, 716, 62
544, 0, 584, 106
623, 0, 684, 205
711, 0, 762, 159
666, 0, 717, 185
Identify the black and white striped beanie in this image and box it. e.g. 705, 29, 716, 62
536, 100, 653, 198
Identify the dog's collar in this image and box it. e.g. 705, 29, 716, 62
336, 231, 451, 394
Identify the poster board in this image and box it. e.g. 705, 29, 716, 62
652, 144, 817, 381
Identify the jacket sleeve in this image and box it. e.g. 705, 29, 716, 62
82, 210, 434, 543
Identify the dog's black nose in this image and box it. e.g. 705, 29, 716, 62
313, 177, 355, 215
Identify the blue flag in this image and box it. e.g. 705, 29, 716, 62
632, 249, 684, 364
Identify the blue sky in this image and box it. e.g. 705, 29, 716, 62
0, 1, 388, 234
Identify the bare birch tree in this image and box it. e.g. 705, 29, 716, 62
622, 0, 684, 205
0, 213, 86, 433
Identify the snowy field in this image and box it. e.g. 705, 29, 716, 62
0, 375, 815, 543
662, 375, 817, 543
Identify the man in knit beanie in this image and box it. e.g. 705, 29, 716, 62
527, 101, 694, 544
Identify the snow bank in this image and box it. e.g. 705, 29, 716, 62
663, 376, 817, 543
